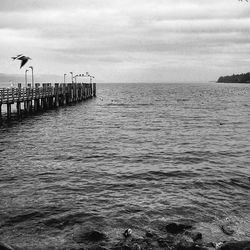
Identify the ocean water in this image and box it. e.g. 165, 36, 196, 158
0, 83, 250, 249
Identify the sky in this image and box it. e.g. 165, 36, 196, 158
0, 0, 250, 83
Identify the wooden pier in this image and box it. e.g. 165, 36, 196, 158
0, 82, 96, 121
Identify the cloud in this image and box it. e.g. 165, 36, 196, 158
0, 0, 250, 82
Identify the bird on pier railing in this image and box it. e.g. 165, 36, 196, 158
11, 54, 32, 68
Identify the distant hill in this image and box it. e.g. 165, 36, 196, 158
217, 72, 250, 83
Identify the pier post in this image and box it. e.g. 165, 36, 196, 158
22, 87, 25, 105
41, 98, 44, 110
34, 99, 39, 112
31, 100, 34, 113
82, 84, 85, 100
7, 103, 11, 119
55, 83, 59, 107
93, 83, 96, 97
51, 96, 53, 108
34, 83, 39, 111
72, 84, 75, 102
37, 99, 39, 110
73, 84, 76, 102
27, 100, 32, 113
75, 84, 78, 101
62, 84, 66, 105
24, 101, 28, 113
27, 88, 32, 113
44, 98, 48, 109
45, 98, 49, 109
48, 97, 51, 108
68, 84, 72, 103
7, 88, 9, 103
76, 84, 79, 101
83, 84, 85, 99
0, 103, 2, 121
17, 86, 21, 103
79, 84, 82, 101
78, 84, 81, 101
16, 102, 21, 117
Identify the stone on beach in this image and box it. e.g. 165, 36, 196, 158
123, 229, 132, 238
220, 225, 235, 236
174, 234, 206, 250
217, 241, 250, 250
185, 231, 203, 242
166, 222, 193, 234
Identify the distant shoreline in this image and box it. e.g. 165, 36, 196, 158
217, 72, 250, 83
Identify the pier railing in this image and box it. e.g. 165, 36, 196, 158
0, 82, 96, 120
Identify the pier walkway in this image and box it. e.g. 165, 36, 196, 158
0, 82, 96, 121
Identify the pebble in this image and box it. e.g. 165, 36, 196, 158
123, 228, 132, 238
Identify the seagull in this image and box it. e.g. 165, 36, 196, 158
12, 54, 32, 68
11, 54, 23, 60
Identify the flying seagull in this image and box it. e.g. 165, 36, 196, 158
11, 54, 23, 60
12, 54, 32, 69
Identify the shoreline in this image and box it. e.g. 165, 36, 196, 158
1, 221, 250, 250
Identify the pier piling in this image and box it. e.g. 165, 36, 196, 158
16, 102, 21, 117
7, 104, 11, 119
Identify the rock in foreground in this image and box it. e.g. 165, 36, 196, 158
166, 223, 193, 234
218, 241, 250, 250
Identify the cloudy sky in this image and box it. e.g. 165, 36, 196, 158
0, 0, 249, 83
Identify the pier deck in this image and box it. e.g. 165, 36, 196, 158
0, 82, 96, 121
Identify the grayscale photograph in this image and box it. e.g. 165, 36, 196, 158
0, 0, 249, 249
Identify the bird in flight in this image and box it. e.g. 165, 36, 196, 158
12, 54, 32, 68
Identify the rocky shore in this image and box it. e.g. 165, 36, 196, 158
1, 222, 249, 250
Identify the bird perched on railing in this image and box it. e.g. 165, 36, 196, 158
11, 54, 32, 68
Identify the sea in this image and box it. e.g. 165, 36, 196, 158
0, 82, 250, 249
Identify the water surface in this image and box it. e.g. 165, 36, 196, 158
0, 83, 249, 249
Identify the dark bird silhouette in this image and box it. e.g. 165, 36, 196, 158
12, 54, 32, 68
11, 54, 23, 60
